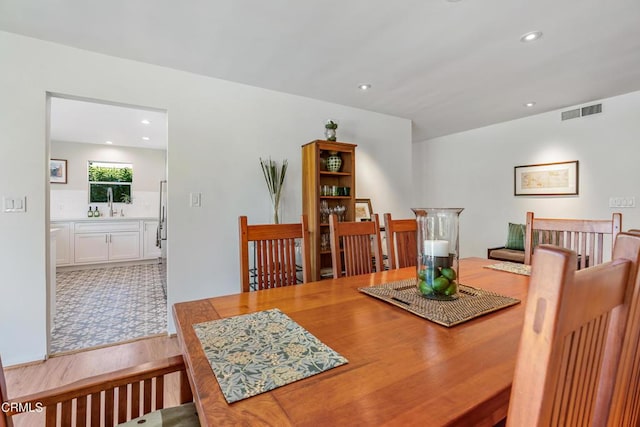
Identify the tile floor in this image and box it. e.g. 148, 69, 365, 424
50, 263, 167, 355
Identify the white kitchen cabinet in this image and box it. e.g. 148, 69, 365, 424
51, 221, 72, 266
74, 221, 141, 264
74, 233, 110, 263
143, 220, 161, 259
109, 232, 141, 260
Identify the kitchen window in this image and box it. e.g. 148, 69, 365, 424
88, 161, 133, 203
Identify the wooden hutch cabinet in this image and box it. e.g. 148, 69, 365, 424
302, 140, 357, 280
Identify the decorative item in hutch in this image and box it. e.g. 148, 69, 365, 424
326, 151, 342, 172
324, 120, 338, 141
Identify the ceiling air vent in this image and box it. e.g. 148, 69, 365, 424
561, 103, 602, 121
561, 109, 581, 121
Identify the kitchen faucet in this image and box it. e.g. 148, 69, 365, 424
107, 187, 115, 217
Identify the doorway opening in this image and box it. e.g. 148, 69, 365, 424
47, 94, 168, 355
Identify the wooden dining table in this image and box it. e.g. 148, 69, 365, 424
173, 258, 530, 426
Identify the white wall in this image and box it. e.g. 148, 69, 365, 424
0, 31, 412, 365
50, 141, 166, 218
413, 90, 640, 259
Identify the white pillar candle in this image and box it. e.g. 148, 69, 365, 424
424, 240, 449, 257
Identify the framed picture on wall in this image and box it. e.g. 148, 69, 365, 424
355, 198, 373, 221
50, 159, 67, 184
514, 160, 579, 196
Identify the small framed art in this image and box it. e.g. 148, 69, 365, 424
50, 159, 67, 184
355, 198, 373, 221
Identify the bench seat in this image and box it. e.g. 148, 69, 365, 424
487, 246, 525, 264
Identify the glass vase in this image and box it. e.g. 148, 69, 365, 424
272, 201, 281, 224
412, 208, 464, 300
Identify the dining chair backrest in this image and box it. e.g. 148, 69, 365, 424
524, 211, 622, 269
329, 213, 383, 278
383, 213, 417, 270
238, 215, 311, 292
507, 233, 640, 427
0, 353, 195, 427
607, 229, 640, 426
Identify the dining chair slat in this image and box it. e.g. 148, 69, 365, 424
155, 376, 164, 413
104, 387, 114, 426
289, 238, 295, 284
61, 400, 72, 426
76, 395, 87, 427
118, 385, 127, 423
267, 239, 276, 288
132, 381, 141, 418
90, 392, 100, 425
46, 404, 56, 427
143, 378, 152, 414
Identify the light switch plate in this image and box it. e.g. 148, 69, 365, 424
609, 196, 636, 208
3, 196, 26, 213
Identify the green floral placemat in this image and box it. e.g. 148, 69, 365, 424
484, 262, 531, 276
193, 308, 348, 403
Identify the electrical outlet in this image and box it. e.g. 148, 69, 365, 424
189, 192, 201, 208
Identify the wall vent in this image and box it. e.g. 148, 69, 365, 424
561, 103, 602, 121
561, 109, 581, 121
581, 103, 602, 116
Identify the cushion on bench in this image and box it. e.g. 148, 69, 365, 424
488, 247, 525, 263
505, 223, 526, 250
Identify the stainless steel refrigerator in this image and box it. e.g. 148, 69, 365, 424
157, 180, 167, 258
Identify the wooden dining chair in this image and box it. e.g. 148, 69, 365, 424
524, 211, 622, 269
507, 233, 640, 427
608, 229, 640, 426
0, 354, 196, 427
383, 213, 417, 269
238, 215, 311, 292
329, 213, 383, 278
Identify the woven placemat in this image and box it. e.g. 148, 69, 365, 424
484, 262, 531, 276
359, 279, 520, 327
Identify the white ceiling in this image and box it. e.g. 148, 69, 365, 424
50, 97, 168, 150
3, 0, 640, 142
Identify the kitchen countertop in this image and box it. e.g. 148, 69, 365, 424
51, 216, 157, 222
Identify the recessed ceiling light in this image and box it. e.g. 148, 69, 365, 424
358, 84, 371, 91
524, 102, 536, 107
520, 31, 543, 43
141, 119, 151, 125
105, 140, 113, 144
142, 136, 150, 141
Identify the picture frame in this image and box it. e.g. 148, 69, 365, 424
514, 160, 578, 196
50, 159, 67, 184
355, 198, 373, 222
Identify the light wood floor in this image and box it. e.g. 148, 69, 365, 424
4, 335, 182, 427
